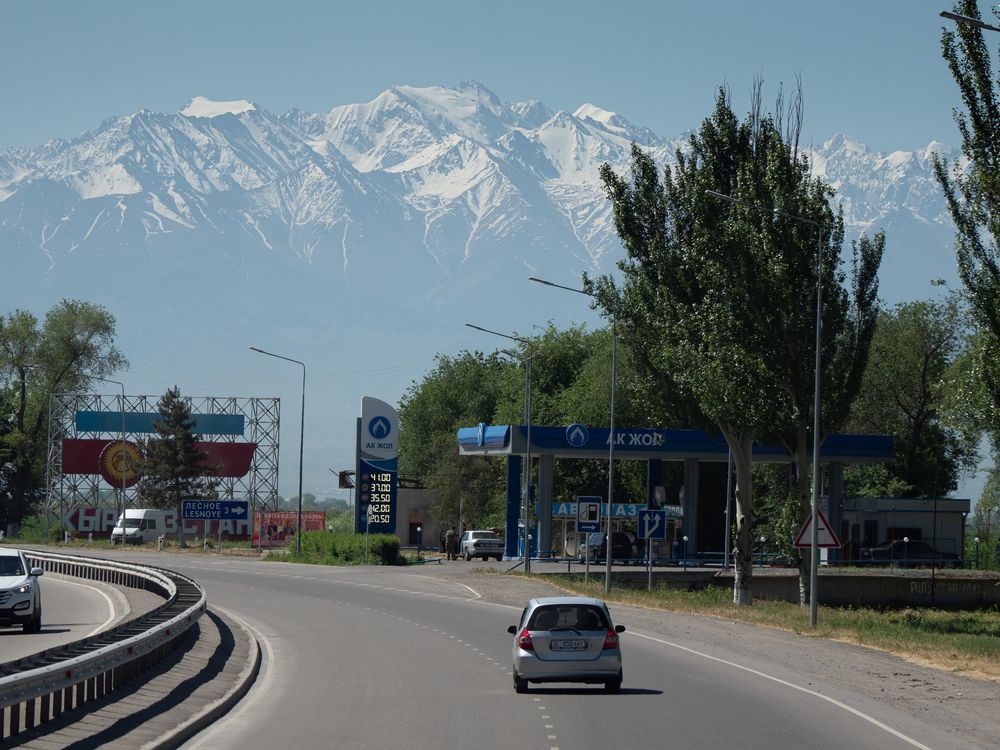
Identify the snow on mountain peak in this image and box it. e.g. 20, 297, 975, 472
181, 97, 256, 118
822, 133, 869, 156
921, 140, 951, 158
0, 82, 962, 320
573, 103, 617, 125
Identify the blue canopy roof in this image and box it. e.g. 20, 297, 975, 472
457, 423, 892, 464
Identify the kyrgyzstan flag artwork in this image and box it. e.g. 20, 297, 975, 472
62, 439, 257, 479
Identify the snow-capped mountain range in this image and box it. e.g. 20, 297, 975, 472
0, 81, 963, 498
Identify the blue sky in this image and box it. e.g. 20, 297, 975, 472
1, 0, 973, 154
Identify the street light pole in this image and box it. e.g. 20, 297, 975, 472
705, 189, 824, 627
529, 276, 616, 594
250, 346, 305, 555
940, 9, 1000, 33
465, 323, 534, 573
92, 375, 127, 548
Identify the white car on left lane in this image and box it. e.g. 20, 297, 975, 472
0, 547, 43, 633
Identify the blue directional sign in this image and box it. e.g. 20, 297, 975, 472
637, 509, 668, 540
576, 496, 603, 533
182, 500, 250, 520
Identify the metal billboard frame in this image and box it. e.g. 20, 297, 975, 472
44, 393, 280, 522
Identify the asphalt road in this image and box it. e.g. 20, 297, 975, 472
17, 549, 999, 750
51, 551, 981, 750
0, 574, 126, 662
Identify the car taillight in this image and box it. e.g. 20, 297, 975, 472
518, 628, 534, 651
603, 630, 618, 650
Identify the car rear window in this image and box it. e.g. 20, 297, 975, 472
528, 605, 609, 631
471, 531, 498, 540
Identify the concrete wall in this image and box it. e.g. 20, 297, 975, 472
394, 489, 441, 548
612, 570, 1000, 608
737, 572, 1000, 608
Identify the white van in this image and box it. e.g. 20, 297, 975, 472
111, 509, 169, 544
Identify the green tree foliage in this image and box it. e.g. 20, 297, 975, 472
399, 325, 658, 532
326, 507, 355, 534
971, 465, 1000, 569
491, 324, 649, 505
752, 464, 801, 563
845, 296, 980, 498
135, 387, 218, 544
0, 300, 126, 534
935, 1, 1000, 433
593, 83, 883, 605
399, 350, 511, 528
399, 351, 510, 476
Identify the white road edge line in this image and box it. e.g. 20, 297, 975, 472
629, 630, 933, 750
52, 576, 120, 636
410, 574, 483, 600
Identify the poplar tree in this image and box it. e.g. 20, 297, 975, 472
136, 387, 218, 545
935, 0, 1000, 425
593, 84, 883, 605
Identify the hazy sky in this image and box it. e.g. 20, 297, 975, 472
1, 0, 975, 154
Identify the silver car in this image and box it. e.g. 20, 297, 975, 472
460, 530, 503, 561
507, 596, 624, 693
0, 548, 44, 633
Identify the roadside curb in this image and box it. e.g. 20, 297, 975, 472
144, 608, 262, 750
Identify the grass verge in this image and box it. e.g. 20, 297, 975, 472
528, 572, 1000, 681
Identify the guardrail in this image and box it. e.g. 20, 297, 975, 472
0, 550, 207, 743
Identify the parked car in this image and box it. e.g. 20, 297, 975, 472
0, 548, 43, 633
460, 530, 503, 561
578, 532, 638, 563
507, 596, 624, 693
860, 539, 960, 567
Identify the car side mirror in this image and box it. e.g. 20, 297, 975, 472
614, 625, 625, 633
29, 567, 44, 577
507, 625, 517, 634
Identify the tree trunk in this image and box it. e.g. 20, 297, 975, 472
728, 433, 755, 606
791, 441, 812, 607
175, 497, 186, 547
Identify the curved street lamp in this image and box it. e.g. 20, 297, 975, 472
529, 276, 617, 595
940, 9, 1000, 33
465, 323, 534, 573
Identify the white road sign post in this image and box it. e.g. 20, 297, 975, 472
638, 509, 667, 590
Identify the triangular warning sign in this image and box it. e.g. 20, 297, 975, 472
793, 508, 841, 548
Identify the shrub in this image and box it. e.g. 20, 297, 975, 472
288, 531, 403, 566
6, 515, 64, 544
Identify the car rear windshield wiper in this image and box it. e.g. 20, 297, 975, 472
548, 627, 581, 634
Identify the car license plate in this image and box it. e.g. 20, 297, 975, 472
550, 639, 587, 651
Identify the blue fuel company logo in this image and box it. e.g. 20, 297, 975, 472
369, 416, 392, 439
566, 423, 589, 448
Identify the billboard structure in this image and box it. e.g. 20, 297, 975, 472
254, 510, 325, 547
44, 393, 280, 537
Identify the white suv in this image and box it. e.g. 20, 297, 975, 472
460, 530, 504, 561
0, 548, 43, 633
